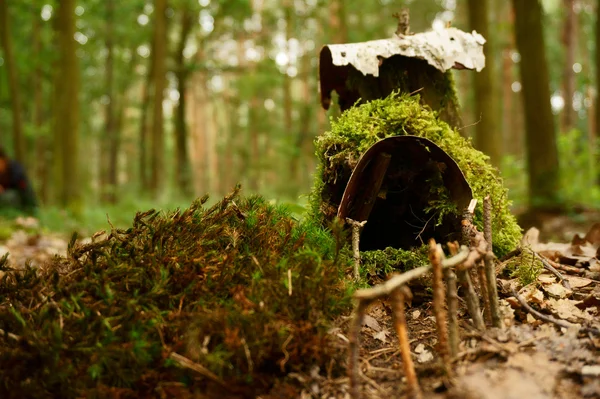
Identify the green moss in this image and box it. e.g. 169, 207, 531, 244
505, 248, 543, 285
361, 245, 429, 276
310, 92, 522, 257
0, 189, 352, 397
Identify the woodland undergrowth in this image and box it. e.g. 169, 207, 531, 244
0, 186, 352, 398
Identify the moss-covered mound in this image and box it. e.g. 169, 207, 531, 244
0, 189, 350, 398
310, 92, 521, 257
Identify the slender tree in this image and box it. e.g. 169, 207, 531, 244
174, 6, 194, 197
51, 0, 80, 211
561, 0, 577, 133
468, 0, 501, 166
102, 0, 118, 203
512, 0, 560, 209
150, 0, 168, 197
0, 0, 26, 163
595, 0, 600, 144
32, 6, 48, 203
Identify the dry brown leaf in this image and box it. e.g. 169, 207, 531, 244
584, 223, 600, 245
546, 298, 593, 322
499, 299, 516, 327
373, 329, 388, 343
417, 349, 433, 364
362, 315, 381, 332
564, 275, 593, 289
537, 274, 557, 285
414, 343, 425, 354
542, 283, 572, 299
520, 285, 545, 305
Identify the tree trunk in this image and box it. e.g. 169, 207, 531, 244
51, 0, 80, 211
283, 1, 296, 195
595, 0, 600, 144
102, 0, 117, 203
150, 0, 168, 197
329, 0, 348, 43
174, 8, 193, 197
139, 56, 153, 193
32, 8, 48, 204
561, 0, 577, 133
468, 0, 501, 165
512, 0, 560, 209
0, 0, 26, 163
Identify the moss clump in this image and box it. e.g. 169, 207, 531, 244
361, 246, 430, 277
504, 248, 543, 286
310, 92, 522, 257
0, 188, 351, 398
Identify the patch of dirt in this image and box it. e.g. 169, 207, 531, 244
0, 217, 67, 269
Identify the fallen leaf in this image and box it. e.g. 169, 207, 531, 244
373, 329, 388, 343
414, 343, 425, 354
546, 298, 593, 322
584, 223, 600, 246
565, 276, 594, 289
542, 283, 572, 299
362, 315, 381, 332
526, 313, 540, 325
417, 350, 433, 364
412, 310, 421, 319
575, 294, 600, 311
498, 299, 515, 327
537, 274, 557, 284
520, 285, 545, 304
521, 227, 540, 247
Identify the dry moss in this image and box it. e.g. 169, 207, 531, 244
0, 188, 351, 398
310, 92, 522, 257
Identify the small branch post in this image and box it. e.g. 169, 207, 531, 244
346, 218, 367, 280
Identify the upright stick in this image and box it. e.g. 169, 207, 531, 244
348, 299, 369, 399
392, 285, 422, 399
429, 240, 452, 376
483, 196, 501, 327
346, 218, 367, 281
445, 242, 460, 357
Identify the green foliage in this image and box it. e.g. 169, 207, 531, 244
504, 248, 543, 286
501, 129, 600, 211
310, 92, 522, 257
557, 129, 600, 206
361, 245, 430, 277
0, 188, 351, 397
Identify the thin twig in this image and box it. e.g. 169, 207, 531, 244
445, 243, 460, 358
429, 240, 452, 376
0, 328, 20, 341
169, 352, 230, 389
531, 250, 571, 290
477, 260, 491, 324
510, 286, 600, 336
346, 218, 367, 281
456, 266, 485, 330
391, 286, 422, 399
484, 195, 501, 328
349, 299, 370, 399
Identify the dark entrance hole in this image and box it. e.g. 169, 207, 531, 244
338, 136, 472, 251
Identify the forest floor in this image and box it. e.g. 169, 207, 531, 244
273, 213, 600, 399
1, 213, 599, 399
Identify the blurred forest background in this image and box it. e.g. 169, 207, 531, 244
0, 0, 598, 233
